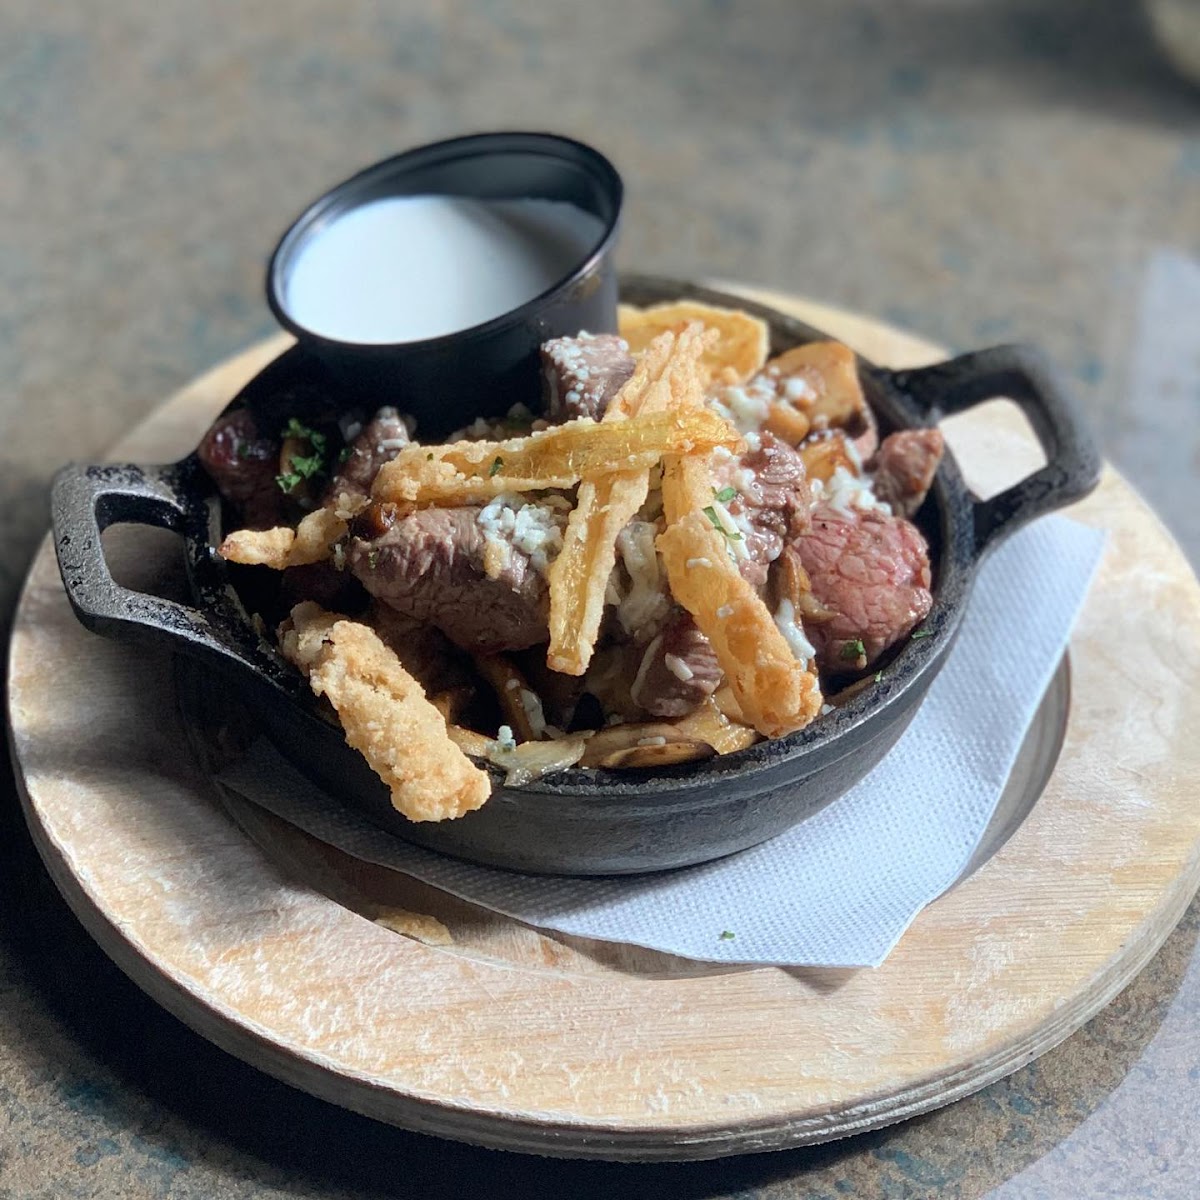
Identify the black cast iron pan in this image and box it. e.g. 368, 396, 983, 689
50, 278, 1101, 875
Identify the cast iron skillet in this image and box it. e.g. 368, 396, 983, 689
50, 277, 1100, 875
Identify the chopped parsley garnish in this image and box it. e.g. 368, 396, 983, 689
289, 452, 324, 480
281, 417, 327, 452
426, 452, 435, 461
910, 628, 933, 639
841, 638, 866, 661
702, 505, 743, 540
366, 549, 379, 570
488, 456, 504, 477
713, 485, 737, 503
275, 418, 330, 492
337, 446, 353, 464
719, 930, 736, 941
874, 671, 883, 683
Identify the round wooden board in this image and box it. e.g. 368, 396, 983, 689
9, 291, 1200, 1161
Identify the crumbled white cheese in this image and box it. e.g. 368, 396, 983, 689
495, 724, 517, 752
685, 557, 713, 569
476, 493, 569, 575
774, 597, 817, 665
709, 377, 777, 435
615, 521, 671, 635
819, 703, 835, 716
637, 736, 668, 747
664, 653, 694, 682
784, 375, 816, 402
825, 466, 892, 516
717, 604, 734, 619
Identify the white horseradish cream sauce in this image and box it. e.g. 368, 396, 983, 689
283, 195, 606, 344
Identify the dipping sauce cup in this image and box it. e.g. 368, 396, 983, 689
266, 132, 623, 435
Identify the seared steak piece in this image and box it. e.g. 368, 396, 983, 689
790, 504, 933, 670
197, 409, 284, 529
871, 429, 944, 518
346, 505, 552, 654
541, 333, 635, 421
712, 431, 811, 588
324, 406, 408, 505
630, 608, 722, 718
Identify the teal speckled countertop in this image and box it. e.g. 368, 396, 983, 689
2, 2, 1199, 1196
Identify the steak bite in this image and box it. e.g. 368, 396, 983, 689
324, 406, 409, 506
871, 429, 944, 518
789, 504, 933, 670
197, 408, 285, 529
710, 431, 811, 588
540, 333, 635, 421
629, 608, 722, 718
346, 498, 567, 655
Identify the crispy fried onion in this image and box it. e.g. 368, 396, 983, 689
619, 300, 769, 385
371, 407, 740, 506
547, 324, 713, 675
219, 507, 348, 569
279, 602, 490, 822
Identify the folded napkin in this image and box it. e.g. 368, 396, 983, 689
217, 515, 1105, 968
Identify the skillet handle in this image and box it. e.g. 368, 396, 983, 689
50, 461, 283, 685
892, 344, 1102, 557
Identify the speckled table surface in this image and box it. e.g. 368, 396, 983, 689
2, 1, 1198, 1196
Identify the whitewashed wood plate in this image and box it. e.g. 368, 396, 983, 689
8, 291, 1200, 1161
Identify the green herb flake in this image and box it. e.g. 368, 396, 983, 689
874, 671, 883, 683
719, 930, 736, 941
702, 505, 744, 541
713, 485, 737, 503
426, 452, 435, 461
488, 456, 504, 477
275, 471, 302, 493
366, 549, 379, 570
288, 453, 325, 480
337, 446, 353, 464
277, 420, 321, 451
910, 628, 933, 640
841, 638, 866, 661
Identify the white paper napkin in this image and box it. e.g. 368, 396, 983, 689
216, 515, 1106, 968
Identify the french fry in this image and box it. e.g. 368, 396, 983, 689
547, 325, 710, 675
218, 508, 347, 569
372, 408, 741, 506
280, 602, 491, 822
766, 341, 866, 430
619, 301, 769, 385
657, 513, 823, 738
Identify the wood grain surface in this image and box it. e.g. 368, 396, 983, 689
8, 292, 1200, 1161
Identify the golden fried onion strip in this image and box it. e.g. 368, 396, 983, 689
619, 300, 769, 385
371, 408, 740, 506
657, 513, 823, 739
219, 507, 347, 570
547, 326, 709, 675
280, 602, 490, 822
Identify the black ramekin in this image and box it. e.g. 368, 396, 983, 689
265, 133, 623, 436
